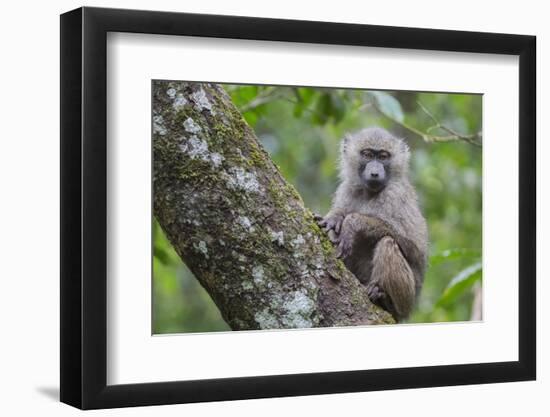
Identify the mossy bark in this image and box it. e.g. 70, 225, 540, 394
153, 80, 395, 330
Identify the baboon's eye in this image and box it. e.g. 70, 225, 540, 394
361, 149, 375, 159
378, 151, 390, 161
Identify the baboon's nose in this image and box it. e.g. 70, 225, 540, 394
371, 172, 379, 178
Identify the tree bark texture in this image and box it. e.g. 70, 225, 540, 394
152, 81, 395, 330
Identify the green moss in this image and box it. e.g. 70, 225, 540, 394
376, 310, 396, 325
319, 234, 334, 256
335, 259, 347, 275
247, 144, 268, 169
284, 183, 303, 203
350, 288, 363, 307
267, 179, 288, 210
210, 118, 240, 146
173, 107, 196, 126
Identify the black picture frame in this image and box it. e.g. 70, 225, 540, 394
60, 6, 536, 410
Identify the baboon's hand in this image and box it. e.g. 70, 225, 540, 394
332, 213, 361, 258
367, 283, 387, 304
334, 216, 356, 259
315, 211, 345, 235
367, 283, 395, 316
335, 233, 353, 259
327, 229, 339, 244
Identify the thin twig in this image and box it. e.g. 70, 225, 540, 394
366, 98, 482, 147
416, 101, 482, 146
240, 88, 283, 112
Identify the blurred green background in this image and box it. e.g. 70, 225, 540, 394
153, 84, 483, 334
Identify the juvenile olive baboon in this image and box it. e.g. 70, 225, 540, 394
317, 127, 428, 321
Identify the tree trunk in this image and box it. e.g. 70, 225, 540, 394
152, 80, 395, 330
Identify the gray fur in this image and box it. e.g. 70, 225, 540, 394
319, 127, 428, 321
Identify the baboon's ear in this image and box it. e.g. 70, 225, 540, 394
341, 133, 352, 153
399, 137, 411, 154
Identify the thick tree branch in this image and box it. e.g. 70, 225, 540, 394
152, 81, 394, 330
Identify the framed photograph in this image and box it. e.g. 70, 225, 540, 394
60, 6, 536, 409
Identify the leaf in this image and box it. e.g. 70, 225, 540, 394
436, 261, 482, 307
313, 93, 332, 125
369, 91, 405, 122
154, 245, 171, 265
243, 112, 258, 127
331, 93, 346, 123
237, 85, 259, 102
293, 103, 304, 118
296, 87, 315, 105
430, 248, 482, 266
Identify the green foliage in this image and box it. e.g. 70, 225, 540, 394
153, 84, 483, 333
369, 91, 405, 122
429, 248, 481, 266
436, 262, 482, 308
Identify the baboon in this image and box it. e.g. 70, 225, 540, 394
317, 127, 428, 321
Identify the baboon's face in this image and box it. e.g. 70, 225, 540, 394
341, 128, 409, 191
358, 148, 391, 192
